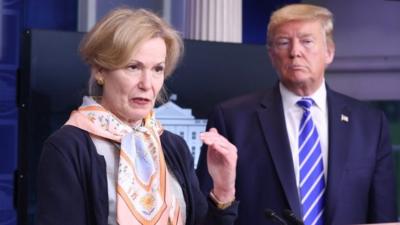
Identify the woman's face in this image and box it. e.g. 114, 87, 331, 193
97, 37, 166, 126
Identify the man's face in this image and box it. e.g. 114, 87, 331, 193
268, 20, 334, 96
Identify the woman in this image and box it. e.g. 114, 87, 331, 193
37, 8, 238, 225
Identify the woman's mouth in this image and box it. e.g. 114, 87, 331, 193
131, 97, 151, 105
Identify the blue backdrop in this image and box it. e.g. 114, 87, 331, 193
0, 0, 76, 224
1, 1, 23, 225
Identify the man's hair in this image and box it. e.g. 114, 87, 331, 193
267, 4, 334, 47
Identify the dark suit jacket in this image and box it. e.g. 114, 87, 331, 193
196, 84, 397, 225
37, 125, 238, 225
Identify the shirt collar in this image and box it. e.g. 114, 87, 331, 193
279, 81, 327, 111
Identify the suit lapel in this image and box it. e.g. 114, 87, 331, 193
325, 88, 352, 224
256, 86, 302, 218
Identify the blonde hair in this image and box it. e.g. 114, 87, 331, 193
80, 8, 183, 99
267, 4, 334, 47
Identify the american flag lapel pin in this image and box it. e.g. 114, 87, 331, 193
341, 114, 349, 123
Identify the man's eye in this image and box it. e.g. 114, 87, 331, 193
301, 39, 313, 45
274, 39, 290, 48
278, 41, 289, 45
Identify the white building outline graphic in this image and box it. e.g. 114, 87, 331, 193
155, 101, 207, 168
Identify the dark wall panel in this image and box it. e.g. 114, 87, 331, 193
242, 0, 300, 44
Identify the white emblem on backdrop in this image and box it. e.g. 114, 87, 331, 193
155, 95, 207, 168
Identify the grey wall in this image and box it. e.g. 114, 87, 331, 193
306, 0, 400, 100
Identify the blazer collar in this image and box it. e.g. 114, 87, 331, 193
257, 83, 302, 218
324, 87, 352, 223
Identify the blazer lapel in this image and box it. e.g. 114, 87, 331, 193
325, 88, 352, 224
256, 86, 302, 218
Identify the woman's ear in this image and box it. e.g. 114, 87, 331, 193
92, 67, 105, 86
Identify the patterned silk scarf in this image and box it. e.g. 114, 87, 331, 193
66, 96, 183, 225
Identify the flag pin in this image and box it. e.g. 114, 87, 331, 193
341, 114, 349, 123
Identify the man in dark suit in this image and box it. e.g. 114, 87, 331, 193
196, 3, 397, 225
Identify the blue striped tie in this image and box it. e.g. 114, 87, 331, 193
297, 98, 325, 225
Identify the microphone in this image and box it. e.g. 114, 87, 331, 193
282, 209, 304, 225
264, 208, 288, 225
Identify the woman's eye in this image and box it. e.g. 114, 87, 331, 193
127, 64, 139, 71
154, 65, 164, 73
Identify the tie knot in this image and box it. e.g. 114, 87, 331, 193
297, 98, 314, 111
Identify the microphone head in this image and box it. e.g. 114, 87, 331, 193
264, 208, 276, 217
282, 209, 304, 225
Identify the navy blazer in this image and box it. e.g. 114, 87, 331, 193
196, 84, 397, 225
37, 125, 238, 225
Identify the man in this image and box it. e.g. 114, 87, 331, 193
196, 3, 397, 225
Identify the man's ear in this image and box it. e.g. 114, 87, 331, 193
268, 47, 277, 68
325, 43, 335, 65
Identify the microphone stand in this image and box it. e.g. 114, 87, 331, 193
264, 208, 288, 225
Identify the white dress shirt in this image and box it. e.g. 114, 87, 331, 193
279, 82, 329, 191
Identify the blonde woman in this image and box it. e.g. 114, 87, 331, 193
37, 8, 238, 225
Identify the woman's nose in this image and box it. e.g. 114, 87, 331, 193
138, 71, 152, 89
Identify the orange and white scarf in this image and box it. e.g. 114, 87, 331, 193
66, 96, 183, 225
